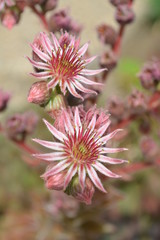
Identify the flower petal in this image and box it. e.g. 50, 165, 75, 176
84, 56, 97, 65
81, 68, 107, 76
40, 32, 53, 56
78, 164, 86, 190
30, 44, 50, 62
63, 110, 74, 135
43, 119, 67, 142
33, 152, 66, 161
67, 82, 84, 100
73, 81, 97, 95
30, 72, 52, 79
96, 120, 111, 137
93, 162, 120, 178
42, 160, 71, 178
51, 33, 61, 52
78, 42, 89, 56
76, 75, 103, 86
86, 165, 106, 193
27, 57, 50, 70
63, 163, 77, 190
100, 147, 128, 154
32, 138, 64, 151
98, 155, 128, 164
99, 129, 123, 144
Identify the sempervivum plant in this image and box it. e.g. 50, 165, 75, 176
27, 32, 105, 100
33, 106, 127, 204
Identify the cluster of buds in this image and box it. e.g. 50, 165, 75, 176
5, 111, 38, 141
49, 9, 82, 35
96, 0, 134, 77
138, 58, 160, 90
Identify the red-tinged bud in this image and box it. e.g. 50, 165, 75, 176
140, 137, 159, 161
108, 97, 126, 121
115, 4, 135, 25
110, 0, 129, 6
41, 0, 58, 12
0, 89, 10, 112
65, 176, 95, 205
97, 24, 118, 46
100, 51, 117, 71
1, 9, 19, 29
44, 171, 66, 191
28, 81, 52, 106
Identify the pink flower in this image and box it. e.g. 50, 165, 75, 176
28, 32, 105, 100
33, 107, 127, 193
0, 0, 14, 11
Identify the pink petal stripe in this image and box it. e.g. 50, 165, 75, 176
74, 107, 82, 127
73, 81, 97, 95
30, 44, 50, 62
63, 110, 74, 135
78, 165, 86, 190
76, 75, 103, 86
96, 120, 111, 138
27, 57, 50, 70
81, 68, 106, 76
87, 165, 106, 193
30, 72, 51, 79
32, 138, 64, 151
43, 119, 67, 142
51, 33, 60, 52
77, 42, 89, 56
67, 82, 84, 100
100, 147, 128, 154
47, 78, 58, 88
88, 113, 97, 132
100, 129, 123, 144
42, 160, 71, 178
33, 152, 66, 161
98, 155, 128, 164
84, 56, 97, 65
63, 163, 77, 190
40, 32, 53, 56
93, 162, 120, 178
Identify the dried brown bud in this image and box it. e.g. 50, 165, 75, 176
97, 24, 118, 46
28, 81, 52, 106
110, 0, 129, 6
0, 89, 10, 111
41, 0, 58, 12
100, 51, 117, 71
115, 4, 135, 25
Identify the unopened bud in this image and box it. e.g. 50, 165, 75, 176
65, 176, 95, 205
127, 90, 147, 115
1, 9, 20, 29
45, 94, 66, 118
0, 89, 10, 112
110, 0, 129, 6
41, 0, 58, 12
28, 81, 52, 106
43, 170, 66, 191
115, 4, 135, 25
100, 51, 117, 71
97, 24, 118, 46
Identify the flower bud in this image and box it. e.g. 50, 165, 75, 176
127, 90, 147, 115
110, 0, 129, 6
41, 0, 58, 12
1, 9, 20, 29
115, 4, 135, 25
45, 94, 66, 119
28, 81, 52, 106
65, 176, 95, 205
44, 172, 66, 191
100, 51, 117, 71
0, 89, 10, 112
97, 24, 118, 46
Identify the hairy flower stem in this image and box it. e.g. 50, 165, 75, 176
30, 5, 49, 31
